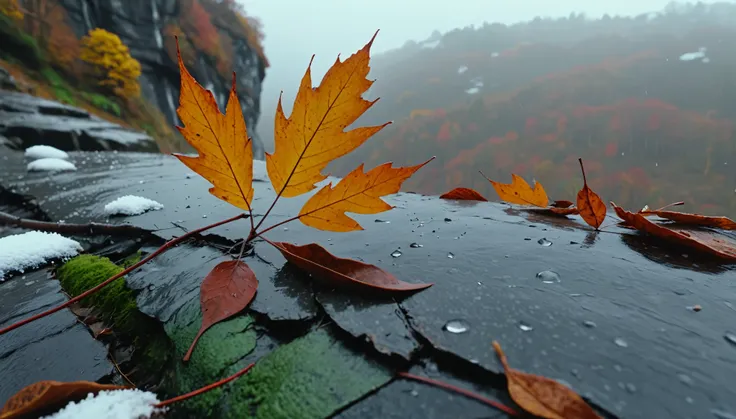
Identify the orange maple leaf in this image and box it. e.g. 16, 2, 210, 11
1, 381, 128, 419
172, 41, 254, 212
481, 172, 549, 207
265, 31, 390, 198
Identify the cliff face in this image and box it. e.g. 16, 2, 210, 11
56, 0, 267, 158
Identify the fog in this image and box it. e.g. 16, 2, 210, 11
237, 0, 719, 150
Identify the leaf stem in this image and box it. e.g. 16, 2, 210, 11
154, 363, 255, 408
0, 213, 248, 336
578, 158, 588, 186
251, 215, 300, 241
397, 372, 519, 416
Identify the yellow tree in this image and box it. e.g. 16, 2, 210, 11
0, 0, 23, 21
80, 28, 142, 98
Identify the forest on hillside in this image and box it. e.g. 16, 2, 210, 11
331, 1, 736, 216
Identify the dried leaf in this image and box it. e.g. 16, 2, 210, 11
640, 210, 736, 230
612, 203, 736, 261
439, 187, 488, 201
551, 200, 574, 208
1, 380, 127, 419
481, 172, 549, 207
492, 341, 602, 419
298, 159, 432, 232
173, 42, 254, 211
525, 206, 580, 217
266, 31, 390, 198
576, 158, 606, 229
184, 260, 258, 361
269, 240, 432, 292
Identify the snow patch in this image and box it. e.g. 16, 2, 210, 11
40, 389, 164, 419
679, 47, 707, 61
27, 158, 77, 172
0, 231, 82, 280
104, 195, 164, 216
25, 145, 69, 160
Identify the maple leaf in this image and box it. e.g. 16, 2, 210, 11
172, 40, 254, 213
481, 172, 549, 207
639, 208, 736, 230
1, 381, 128, 419
266, 30, 389, 199
298, 159, 433, 232
492, 341, 602, 419
439, 187, 488, 201
576, 158, 606, 229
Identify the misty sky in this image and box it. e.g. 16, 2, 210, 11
237, 0, 718, 148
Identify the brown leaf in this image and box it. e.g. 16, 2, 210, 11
183, 260, 258, 361
612, 202, 736, 261
551, 200, 574, 208
439, 187, 488, 201
524, 206, 580, 217
576, 158, 606, 229
640, 210, 736, 230
269, 240, 432, 292
492, 341, 602, 419
1, 380, 128, 419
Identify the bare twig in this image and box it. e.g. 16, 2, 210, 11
154, 363, 255, 408
0, 210, 148, 237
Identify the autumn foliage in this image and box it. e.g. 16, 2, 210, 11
80, 28, 142, 99
0, 0, 23, 21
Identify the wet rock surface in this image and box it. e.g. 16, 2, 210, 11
0, 91, 158, 152
1, 148, 735, 418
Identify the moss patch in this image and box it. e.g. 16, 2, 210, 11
163, 300, 257, 416
224, 328, 393, 419
81, 92, 121, 116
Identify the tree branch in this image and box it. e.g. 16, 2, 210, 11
0, 210, 149, 237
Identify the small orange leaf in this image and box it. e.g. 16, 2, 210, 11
439, 187, 488, 201
576, 158, 606, 229
268, 240, 432, 292
298, 159, 433, 232
172, 41, 254, 212
492, 341, 602, 419
1, 381, 128, 419
612, 203, 736, 261
551, 200, 574, 208
183, 260, 258, 362
482, 172, 548, 207
640, 210, 736, 230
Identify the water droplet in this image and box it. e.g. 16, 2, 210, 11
583, 320, 597, 328
447, 252, 455, 259
625, 383, 637, 393
614, 337, 628, 348
519, 322, 533, 332
375, 219, 390, 223
537, 238, 553, 246
202, 214, 208, 218
536, 270, 560, 283
443, 319, 469, 334
391, 249, 402, 258
410, 389, 419, 397
725, 332, 736, 346
678, 373, 693, 386
283, 227, 289, 231
444, 217, 452, 222
409, 242, 423, 248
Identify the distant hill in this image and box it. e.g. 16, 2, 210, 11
331, 1, 736, 215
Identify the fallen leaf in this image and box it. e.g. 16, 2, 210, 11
481, 172, 549, 207
640, 210, 736, 230
266, 31, 390, 198
612, 202, 736, 261
576, 158, 606, 229
268, 240, 432, 292
172, 42, 254, 212
551, 200, 574, 208
183, 260, 258, 361
1, 380, 128, 419
298, 159, 433, 232
525, 206, 580, 217
492, 341, 602, 419
439, 187, 488, 201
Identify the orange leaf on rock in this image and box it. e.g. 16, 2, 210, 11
481, 172, 548, 207
183, 260, 258, 361
172, 41, 254, 212
492, 341, 602, 419
266, 31, 390, 198
576, 159, 606, 229
612, 203, 736, 261
268, 240, 432, 293
439, 187, 488, 201
525, 206, 580, 217
1, 381, 128, 419
551, 200, 574, 208
640, 210, 736, 230
298, 159, 433, 232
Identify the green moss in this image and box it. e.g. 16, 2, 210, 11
0, 14, 44, 68
163, 300, 257, 415
81, 92, 121, 116
119, 251, 142, 269
40, 67, 76, 105
224, 328, 392, 419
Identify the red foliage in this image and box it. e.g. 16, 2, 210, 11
436, 121, 452, 142
183, 0, 220, 57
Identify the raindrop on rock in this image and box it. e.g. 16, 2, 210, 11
391, 249, 402, 258
537, 238, 553, 246
614, 337, 628, 348
444, 217, 452, 222
443, 319, 470, 334
409, 242, 423, 248
536, 270, 561, 284
375, 219, 390, 223
725, 332, 736, 346
678, 373, 693, 386
519, 322, 533, 332
447, 252, 455, 259
625, 383, 637, 393
583, 320, 597, 328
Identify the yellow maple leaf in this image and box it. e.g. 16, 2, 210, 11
172, 42, 254, 212
299, 159, 433, 232
482, 172, 548, 207
265, 31, 389, 198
